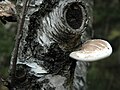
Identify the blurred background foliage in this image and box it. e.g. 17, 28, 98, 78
87, 0, 120, 90
0, 0, 120, 90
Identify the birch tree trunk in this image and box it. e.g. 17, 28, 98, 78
9, 0, 93, 90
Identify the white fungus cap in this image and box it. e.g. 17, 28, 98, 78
69, 39, 112, 62
0, 0, 16, 16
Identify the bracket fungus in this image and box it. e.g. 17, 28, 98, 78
70, 39, 112, 62
0, 0, 15, 17
0, 0, 16, 24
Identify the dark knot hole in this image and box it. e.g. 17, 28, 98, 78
65, 2, 83, 29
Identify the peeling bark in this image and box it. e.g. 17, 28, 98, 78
9, 0, 93, 90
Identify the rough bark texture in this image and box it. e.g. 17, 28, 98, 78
9, 0, 93, 90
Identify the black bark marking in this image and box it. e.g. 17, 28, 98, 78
65, 2, 83, 29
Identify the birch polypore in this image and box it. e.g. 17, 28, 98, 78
70, 39, 112, 61
0, 0, 15, 16
0, 0, 16, 24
